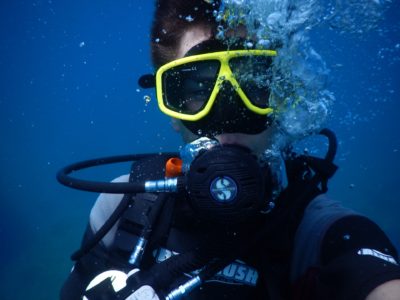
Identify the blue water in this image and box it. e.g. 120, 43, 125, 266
0, 1, 399, 299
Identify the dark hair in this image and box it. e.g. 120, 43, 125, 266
150, 0, 221, 68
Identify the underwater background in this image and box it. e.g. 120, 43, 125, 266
0, 1, 399, 299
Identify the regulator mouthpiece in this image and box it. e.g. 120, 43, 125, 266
185, 144, 267, 225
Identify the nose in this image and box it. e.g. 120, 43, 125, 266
214, 81, 242, 107
211, 81, 249, 116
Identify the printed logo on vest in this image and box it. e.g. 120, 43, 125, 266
357, 248, 399, 265
153, 247, 258, 286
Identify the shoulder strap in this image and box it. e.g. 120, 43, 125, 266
71, 153, 172, 261
252, 129, 339, 299
279, 128, 338, 238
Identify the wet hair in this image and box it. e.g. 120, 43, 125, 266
150, 0, 221, 68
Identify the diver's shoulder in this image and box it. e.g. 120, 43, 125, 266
89, 174, 130, 246
91, 174, 130, 209
290, 194, 360, 280
293, 194, 361, 252
303, 194, 359, 223
307, 194, 353, 211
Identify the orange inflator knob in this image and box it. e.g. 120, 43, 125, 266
165, 157, 183, 178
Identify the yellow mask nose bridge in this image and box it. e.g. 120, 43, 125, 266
216, 61, 240, 89
200, 62, 240, 114
210, 61, 269, 114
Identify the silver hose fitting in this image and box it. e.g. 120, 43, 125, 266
165, 276, 202, 300
144, 178, 178, 193
128, 237, 147, 265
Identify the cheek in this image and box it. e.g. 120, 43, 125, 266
243, 134, 269, 154
237, 129, 275, 155
171, 118, 181, 132
171, 119, 200, 143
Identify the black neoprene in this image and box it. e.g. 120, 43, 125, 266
318, 215, 400, 300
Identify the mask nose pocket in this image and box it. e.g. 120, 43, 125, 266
182, 80, 272, 136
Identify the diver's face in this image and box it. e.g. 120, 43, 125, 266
172, 28, 273, 155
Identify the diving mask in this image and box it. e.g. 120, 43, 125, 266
156, 48, 277, 121
139, 39, 277, 135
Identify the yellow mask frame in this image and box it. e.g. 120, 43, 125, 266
155, 49, 277, 121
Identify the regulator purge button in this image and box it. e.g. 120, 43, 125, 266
210, 176, 238, 203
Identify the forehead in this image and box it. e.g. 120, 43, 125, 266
177, 27, 212, 59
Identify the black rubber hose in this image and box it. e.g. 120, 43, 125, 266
57, 153, 178, 194
71, 193, 132, 261
319, 128, 337, 162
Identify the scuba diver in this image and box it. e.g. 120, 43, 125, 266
59, 0, 400, 299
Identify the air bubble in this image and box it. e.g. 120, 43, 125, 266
185, 15, 194, 22
144, 95, 151, 105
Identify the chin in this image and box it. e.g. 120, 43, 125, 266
215, 133, 260, 153
220, 127, 277, 154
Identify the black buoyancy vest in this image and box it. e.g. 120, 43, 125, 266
106, 151, 337, 299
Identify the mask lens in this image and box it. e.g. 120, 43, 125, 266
229, 55, 273, 109
162, 60, 220, 114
